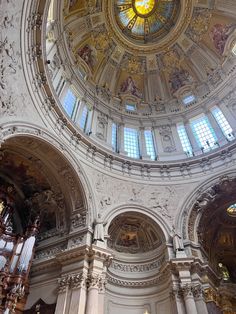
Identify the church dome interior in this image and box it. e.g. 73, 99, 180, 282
44, 0, 236, 163
1, 0, 236, 313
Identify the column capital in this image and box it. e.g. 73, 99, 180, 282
58, 274, 71, 294
70, 273, 87, 290
170, 286, 183, 300
192, 284, 204, 299
86, 274, 101, 289
181, 284, 194, 298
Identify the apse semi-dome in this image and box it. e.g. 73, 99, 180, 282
44, 0, 236, 163
107, 212, 163, 254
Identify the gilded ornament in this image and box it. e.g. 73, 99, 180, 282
188, 9, 211, 41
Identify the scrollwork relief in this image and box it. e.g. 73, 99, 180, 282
70, 211, 87, 231
92, 170, 190, 223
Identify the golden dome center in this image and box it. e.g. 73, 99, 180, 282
134, 0, 155, 16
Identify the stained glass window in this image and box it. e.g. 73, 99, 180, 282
177, 123, 193, 157
124, 127, 140, 158
190, 115, 218, 151
144, 129, 156, 160
227, 203, 236, 217
211, 107, 234, 141
115, 0, 180, 43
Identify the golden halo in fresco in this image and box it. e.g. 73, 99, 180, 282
115, 0, 180, 43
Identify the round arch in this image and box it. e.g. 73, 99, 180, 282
0, 123, 97, 225
175, 170, 236, 243
103, 203, 170, 243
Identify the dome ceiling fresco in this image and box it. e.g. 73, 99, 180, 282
114, 0, 180, 43
62, 0, 236, 109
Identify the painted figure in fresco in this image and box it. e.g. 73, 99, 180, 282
78, 44, 97, 70
117, 231, 138, 247
169, 68, 192, 93
210, 24, 235, 55
120, 76, 142, 98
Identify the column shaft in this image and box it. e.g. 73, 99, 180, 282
184, 294, 198, 314
85, 287, 99, 314
55, 289, 69, 314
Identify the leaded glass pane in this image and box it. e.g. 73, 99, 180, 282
62, 89, 77, 117
124, 127, 140, 158
190, 116, 217, 151
211, 107, 234, 141
144, 129, 156, 160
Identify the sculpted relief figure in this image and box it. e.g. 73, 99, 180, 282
93, 214, 107, 242
195, 186, 218, 211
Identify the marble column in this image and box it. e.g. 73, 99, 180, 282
55, 275, 71, 314
85, 244, 112, 314
68, 273, 87, 314
192, 285, 208, 314
171, 288, 186, 314
98, 277, 106, 314
182, 285, 198, 314
85, 274, 100, 314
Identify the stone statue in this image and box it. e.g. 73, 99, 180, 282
172, 226, 184, 252
93, 214, 106, 242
